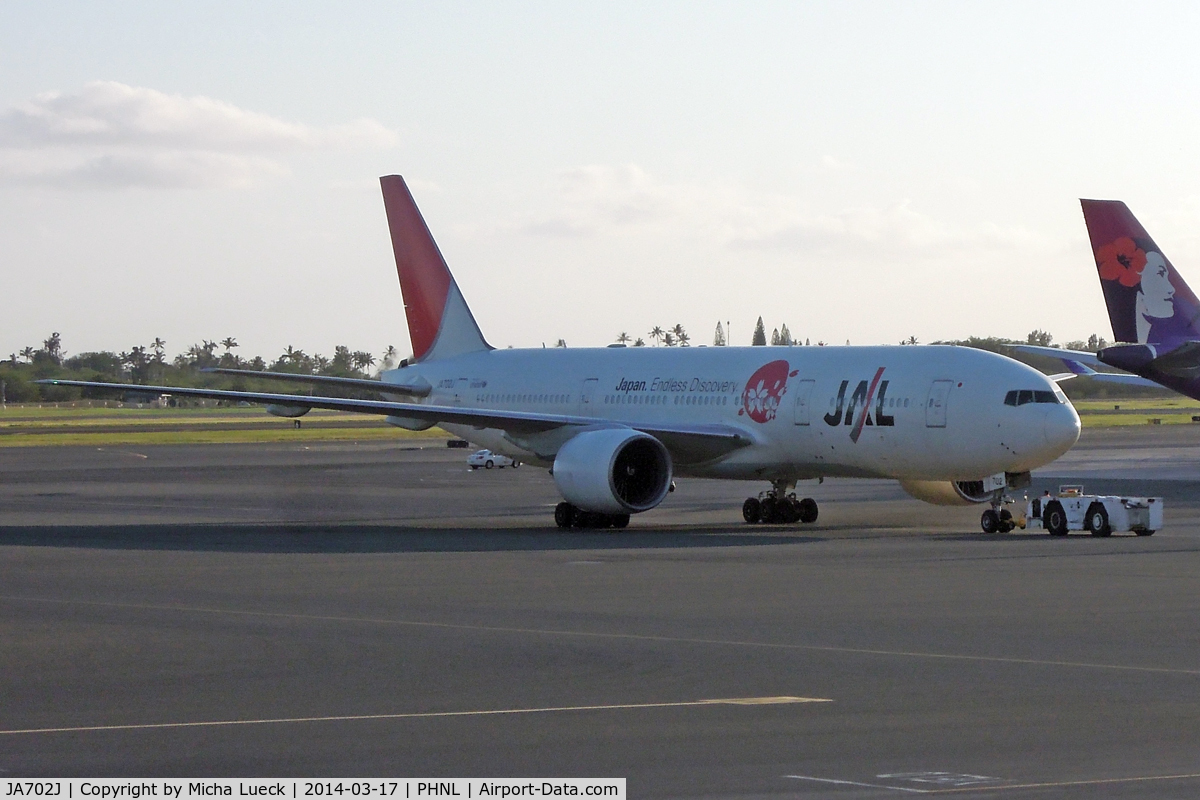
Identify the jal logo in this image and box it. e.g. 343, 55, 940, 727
739, 360, 798, 423
823, 367, 894, 442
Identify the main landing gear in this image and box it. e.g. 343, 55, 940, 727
554, 502, 631, 530
742, 480, 819, 525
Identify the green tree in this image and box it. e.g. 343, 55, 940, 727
352, 350, 376, 374
42, 332, 63, 364
1026, 329, 1053, 347
752, 317, 767, 346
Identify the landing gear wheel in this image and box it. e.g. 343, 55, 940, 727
998, 508, 1015, 533
797, 498, 818, 524
1086, 502, 1112, 537
781, 497, 801, 524
512, 461, 520, 469
742, 497, 761, 524
760, 496, 779, 524
485, 460, 494, 469
611, 513, 630, 529
1043, 501, 1068, 536
981, 508, 1000, 534
554, 502, 574, 529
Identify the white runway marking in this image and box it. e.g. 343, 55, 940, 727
786, 775, 927, 793
788, 771, 1200, 795
2, 594, 1198, 677
0, 696, 830, 736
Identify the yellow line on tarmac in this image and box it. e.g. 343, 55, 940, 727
0, 697, 830, 736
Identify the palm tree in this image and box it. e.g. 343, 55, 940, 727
352, 351, 376, 374
42, 332, 62, 364
663, 332, 676, 347
616, 332, 631, 345
20, 346, 35, 363
649, 326, 665, 346
382, 345, 398, 369
633, 338, 645, 347
673, 324, 690, 347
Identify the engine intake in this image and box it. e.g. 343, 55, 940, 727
898, 478, 999, 506
553, 429, 673, 514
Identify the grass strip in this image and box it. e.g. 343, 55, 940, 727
0, 427, 450, 447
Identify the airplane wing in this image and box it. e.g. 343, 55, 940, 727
1009, 344, 1105, 369
1009, 345, 1161, 388
200, 368, 432, 397
35, 379, 754, 464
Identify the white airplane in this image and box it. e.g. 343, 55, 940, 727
42, 176, 1081, 532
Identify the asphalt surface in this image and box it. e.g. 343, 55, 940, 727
0, 427, 1198, 797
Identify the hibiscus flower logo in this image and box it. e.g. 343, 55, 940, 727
1096, 237, 1147, 287
739, 360, 799, 423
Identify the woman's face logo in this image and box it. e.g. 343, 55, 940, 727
1139, 251, 1175, 318
1097, 237, 1177, 343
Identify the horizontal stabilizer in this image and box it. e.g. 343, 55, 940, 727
1011, 345, 1160, 388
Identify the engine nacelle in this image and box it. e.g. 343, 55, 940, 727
899, 475, 1004, 506
553, 429, 673, 514
266, 403, 310, 418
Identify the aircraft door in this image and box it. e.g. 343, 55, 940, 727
579, 378, 599, 416
925, 380, 953, 427
792, 380, 816, 425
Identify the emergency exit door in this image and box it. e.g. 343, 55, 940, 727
792, 380, 816, 425
579, 378, 599, 416
926, 380, 953, 427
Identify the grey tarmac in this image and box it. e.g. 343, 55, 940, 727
0, 427, 1198, 798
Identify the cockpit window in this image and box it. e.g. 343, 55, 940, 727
1004, 389, 1063, 406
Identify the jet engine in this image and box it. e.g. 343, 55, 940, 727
266, 403, 310, 418
553, 429, 673, 514
898, 479, 999, 506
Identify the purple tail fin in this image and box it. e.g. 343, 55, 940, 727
1080, 199, 1200, 346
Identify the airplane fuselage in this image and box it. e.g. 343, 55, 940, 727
385, 344, 1080, 483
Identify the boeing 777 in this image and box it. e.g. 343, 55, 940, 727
42, 176, 1081, 532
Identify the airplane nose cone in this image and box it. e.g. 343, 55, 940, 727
1043, 402, 1081, 457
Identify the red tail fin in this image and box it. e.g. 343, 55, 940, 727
381, 175, 489, 361
1080, 199, 1200, 346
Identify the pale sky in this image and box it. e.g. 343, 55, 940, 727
4, 1, 1200, 362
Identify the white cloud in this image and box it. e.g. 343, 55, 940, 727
519, 164, 1045, 258
0, 81, 398, 189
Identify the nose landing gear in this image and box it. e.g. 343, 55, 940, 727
743, 480, 819, 525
